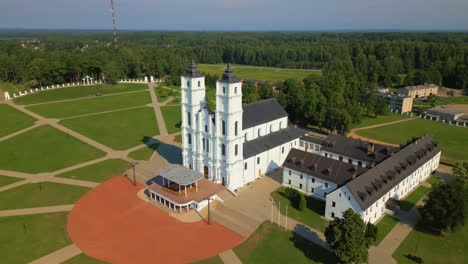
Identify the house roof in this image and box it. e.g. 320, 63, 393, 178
346, 135, 441, 210
283, 149, 368, 185
300, 135, 326, 145
183, 61, 203, 78
242, 98, 288, 130
243, 126, 306, 159
321, 134, 398, 164
220, 64, 241, 84
158, 164, 203, 185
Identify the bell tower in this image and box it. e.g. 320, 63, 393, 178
215, 64, 244, 189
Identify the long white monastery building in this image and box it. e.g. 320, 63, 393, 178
181, 62, 305, 191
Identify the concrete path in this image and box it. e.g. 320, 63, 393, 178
148, 83, 168, 136
219, 249, 242, 264
29, 244, 82, 264
368, 198, 424, 264
0, 204, 73, 217
0, 123, 41, 142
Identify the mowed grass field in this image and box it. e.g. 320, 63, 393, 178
60, 107, 159, 150
374, 215, 399, 245
0, 125, 105, 173
26, 91, 151, 118
198, 64, 321, 82
160, 105, 182, 134
233, 221, 338, 264
0, 212, 72, 264
0, 104, 36, 138
0, 182, 90, 210
356, 119, 468, 165
352, 113, 410, 129
0, 175, 23, 188
14, 83, 147, 105
393, 223, 467, 264
57, 159, 131, 182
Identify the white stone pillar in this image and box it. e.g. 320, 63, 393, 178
144, 76, 148, 83
150, 76, 154, 83
4, 92, 10, 100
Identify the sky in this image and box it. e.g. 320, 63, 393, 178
0, 0, 467, 31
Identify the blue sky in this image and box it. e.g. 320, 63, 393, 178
1, 0, 467, 31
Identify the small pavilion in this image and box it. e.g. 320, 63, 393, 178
147, 165, 225, 213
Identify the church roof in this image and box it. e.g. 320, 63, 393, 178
345, 135, 441, 210
243, 126, 306, 159
242, 98, 288, 130
220, 64, 241, 83
183, 61, 203, 78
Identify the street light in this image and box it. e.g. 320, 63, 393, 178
131, 162, 139, 186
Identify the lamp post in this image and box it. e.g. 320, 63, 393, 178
206, 197, 212, 224
131, 162, 138, 186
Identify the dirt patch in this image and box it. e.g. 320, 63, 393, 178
437, 87, 463, 98
439, 104, 468, 113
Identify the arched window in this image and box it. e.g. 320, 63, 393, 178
198, 81, 201, 87
235, 144, 238, 156
235, 87, 237, 94
222, 120, 226, 135
235, 121, 238, 136
221, 144, 226, 156
188, 134, 192, 145
187, 81, 190, 87
223, 86, 226, 95
187, 112, 191, 126
258, 129, 261, 137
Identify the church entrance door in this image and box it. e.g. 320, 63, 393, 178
203, 166, 209, 178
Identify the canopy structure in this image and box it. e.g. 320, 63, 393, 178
159, 164, 203, 186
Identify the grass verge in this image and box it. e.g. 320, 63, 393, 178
160, 105, 182, 134
374, 215, 399, 245
0, 104, 36, 138
0, 175, 23, 188
57, 159, 131, 182
400, 185, 430, 211
128, 143, 160, 160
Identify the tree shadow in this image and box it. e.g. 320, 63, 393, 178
175, 121, 181, 129
290, 224, 337, 263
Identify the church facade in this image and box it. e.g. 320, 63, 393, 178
181, 62, 305, 191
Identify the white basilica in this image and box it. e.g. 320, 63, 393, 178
181, 62, 305, 191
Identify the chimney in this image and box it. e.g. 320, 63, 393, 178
367, 142, 375, 154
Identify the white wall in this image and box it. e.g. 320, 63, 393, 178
282, 167, 337, 201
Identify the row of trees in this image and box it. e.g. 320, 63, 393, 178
1, 32, 468, 89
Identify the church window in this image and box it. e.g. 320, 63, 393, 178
244, 163, 248, 170
222, 121, 226, 135
279, 122, 283, 129
205, 125, 208, 132
258, 129, 261, 137
289, 170, 291, 175
198, 81, 201, 87
206, 140, 209, 152
188, 134, 192, 145
222, 144, 226, 156
223, 86, 226, 95
282, 146, 284, 154
257, 157, 260, 164
187, 112, 191, 126
187, 81, 190, 87
235, 144, 238, 156
202, 138, 205, 150
235, 121, 238, 136
299, 183, 303, 189
235, 87, 237, 94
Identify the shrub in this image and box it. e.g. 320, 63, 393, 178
284, 187, 301, 209
406, 254, 424, 263
298, 192, 306, 211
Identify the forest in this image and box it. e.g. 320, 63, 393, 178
1, 31, 467, 133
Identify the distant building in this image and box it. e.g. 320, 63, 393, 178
398, 84, 438, 98
426, 107, 465, 122
283, 134, 441, 224
377, 93, 413, 113
377, 87, 390, 94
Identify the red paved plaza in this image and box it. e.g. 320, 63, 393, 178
67, 176, 243, 264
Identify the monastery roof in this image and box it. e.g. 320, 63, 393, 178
427, 106, 464, 115
321, 134, 398, 164
300, 135, 326, 145
346, 135, 441, 210
158, 164, 203, 186
403, 84, 438, 91
242, 98, 288, 130
220, 64, 241, 84
243, 126, 306, 159
283, 149, 368, 185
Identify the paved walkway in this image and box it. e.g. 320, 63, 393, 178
219, 249, 242, 264
29, 244, 82, 264
148, 83, 168, 136
0, 205, 73, 217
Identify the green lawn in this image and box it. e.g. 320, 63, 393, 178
356, 119, 468, 165
198, 64, 321, 82
155, 86, 180, 103
160, 105, 182, 134
60, 107, 159, 150
174, 134, 182, 143
26, 91, 151, 118
374, 215, 399, 246
393, 223, 467, 264
63, 253, 108, 264
270, 187, 328, 232
0, 175, 23, 188
193, 255, 223, 264
0, 212, 72, 264
14, 83, 148, 105
57, 159, 131, 182
0, 125, 105, 173
0, 81, 30, 94
127, 143, 160, 160
353, 113, 409, 129
400, 186, 430, 211
234, 221, 338, 264
0, 182, 90, 210
425, 176, 440, 186
0, 104, 36, 138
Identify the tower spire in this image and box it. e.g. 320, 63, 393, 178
220, 63, 240, 83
